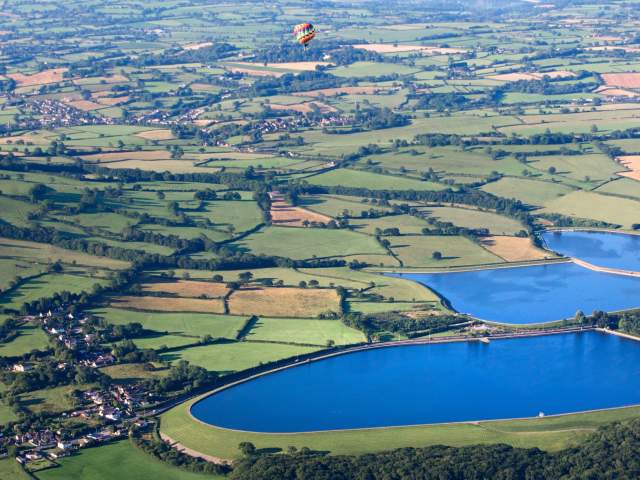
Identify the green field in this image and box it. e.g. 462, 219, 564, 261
0, 324, 50, 357
418, 206, 525, 235
159, 341, 320, 375
301, 194, 395, 218
481, 177, 575, 207
0, 196, 38, 228
306, 169, 443, 190
349, 214, 430, 235
34, 440, 218, 480
347, 300, 422, 315
596, 178, 640, 201
390, 235, 504, 268
0, 402, 18, 426
90, 308, 247, 340
364, 146, 526, 178
20, 384, 94, 414
234, 227, 388, 261
100, 363, 170, 384
1, 273, 108, 311
0, 458, 31, 480
541, 191, 640, 230
0, 238, 128, 291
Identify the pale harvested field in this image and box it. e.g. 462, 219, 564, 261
190, 83, 218, 91
291, 85, 387, 97
488, 71, 575, 82
592, 35, 624, 42
228, 287, 341, 317
382, 24, 426, 30
480, 236, 552, 262
293, 86, 389, 97
98, 159, 217, 173
353, 44, 466, 54
602, 73, 640, 89
192, 119, 214, 127
587, 46, 640, 53
141, 280, 229, 298
73, 74, 128, 85
94, 95, 130, 106
81, 150, 173, 163
183, 42, 213, 51
269, 193, 333, 227
616, 155, 640, 181
590, 102, 640, 111
537, 70, 576, 79
597, 87, 639, 98
270, 101, 336, 114
226, 67, 284, 77
489, 72, 539, 81
111, 296, 225, 314
0, 133, 44, 145
7, 68, 68, 86
66, 99, 104, 111
135, 129, 175, 141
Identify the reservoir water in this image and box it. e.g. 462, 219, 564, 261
191, 332, 640, 432
391, 262, 640, 324
542, 230, 640, 272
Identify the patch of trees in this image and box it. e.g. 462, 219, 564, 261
252, 41, 384, 65
418, 213, 489, 237
1, 361, 108, 395
247, 71, 346, 97
86, 165, 271, 192
136, 43, 237, 67
130, 426, 230, 475
0, 77, 16, 93
577, 310, 640, 334
325, 106, 410, 133
342, 312, 466, 338
414, 92, 472, 111
535, 213, 620, 229
594, 140, 624, 159
523, 47, 582, 62
414, 133, 470, 147
254, 191, 272, 223
143, 360, 215, 395
230, 418, 640, 480
111, 340, 158, 364
497, 77, 598, 96
99, 322, 144, 343
0, 318, 20, 343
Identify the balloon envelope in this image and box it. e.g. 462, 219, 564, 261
293, 22, 316, 46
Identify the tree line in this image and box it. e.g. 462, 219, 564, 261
229, 418, 640, 479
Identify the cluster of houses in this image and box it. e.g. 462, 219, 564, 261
14, 426, 131, 466
3, 310, 161, 472
76, 384, 152, 422
40, 311, 115, 367
24, 99, 107, 128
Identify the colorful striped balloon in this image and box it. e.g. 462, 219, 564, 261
293, 22, 316, 48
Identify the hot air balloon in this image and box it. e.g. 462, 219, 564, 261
293, 22, 316, 49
